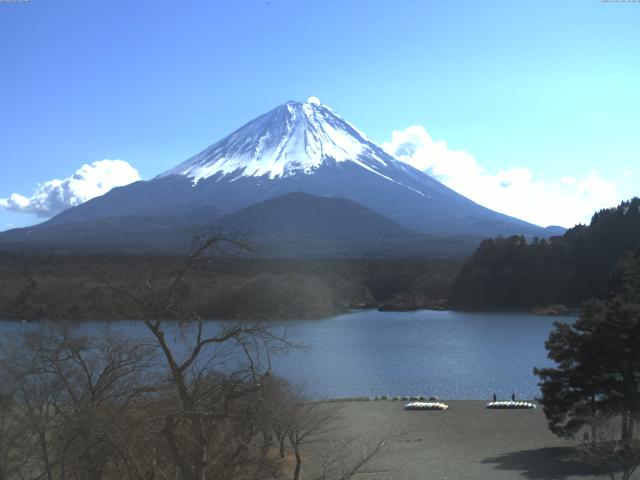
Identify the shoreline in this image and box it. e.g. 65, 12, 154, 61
0, 306, 579, 323
315, 395, 538, 403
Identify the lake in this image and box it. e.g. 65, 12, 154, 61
0, 309, 572, 400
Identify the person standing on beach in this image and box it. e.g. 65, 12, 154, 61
492, 393, 497, 402
511, 393, 515, 401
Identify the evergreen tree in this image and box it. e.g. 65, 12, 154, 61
451, 197, 640, 310
534, 251, 640, 479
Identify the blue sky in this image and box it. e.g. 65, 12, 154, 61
0, 0, 638, 229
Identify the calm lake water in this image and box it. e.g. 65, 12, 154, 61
0, 309, 573, 400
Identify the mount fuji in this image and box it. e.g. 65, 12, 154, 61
0, 99, 562, 255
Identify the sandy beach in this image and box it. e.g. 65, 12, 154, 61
314, 400, 614, 480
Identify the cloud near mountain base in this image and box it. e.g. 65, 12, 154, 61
0, 159, 141, 217
382, 125, 620, 228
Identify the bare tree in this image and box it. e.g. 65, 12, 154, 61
310, 434, 395, 480
111, 230, 292, 480
286, 401, 337, 480
263, 384, 395, 480
0, 386, 30, 480
255, 376, 296, 459
0, 324, 157, 480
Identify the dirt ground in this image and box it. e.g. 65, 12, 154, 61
309, 400, 622, 480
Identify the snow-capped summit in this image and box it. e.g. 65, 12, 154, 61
19, 99, 555, 245
159, 100, 406, 186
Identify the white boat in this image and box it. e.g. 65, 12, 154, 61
486, 401, 536, 409
404, 401, 449, 411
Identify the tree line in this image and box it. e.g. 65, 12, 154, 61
450, 198, 640, 310
0, 252, 461, 321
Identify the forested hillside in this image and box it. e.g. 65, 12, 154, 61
0, 253, 461, 321
450, 198, 640, 310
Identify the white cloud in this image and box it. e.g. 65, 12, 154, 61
382, 126, 621, 228
0, 159, 141, 217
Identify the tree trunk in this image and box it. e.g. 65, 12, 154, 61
163, 416, 193, 480
38, 429, 54, 480
292, 447, 302, 480
278, 433, 286, 458
622, 410, 630, 449
200, 439, 207, 480
590, 392, 597, 447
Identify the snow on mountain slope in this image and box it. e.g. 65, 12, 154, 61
17, 98, 557, 242
159, 98, 416, 191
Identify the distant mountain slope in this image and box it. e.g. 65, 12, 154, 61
213, 192, 425, 257
217, 192, 416, 239
0, 215, 194, 253
0, 193, 480, 257
449, 198, 640, 309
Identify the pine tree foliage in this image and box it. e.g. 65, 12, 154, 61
534, 251, 640, 479
451, 198, 640, 309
